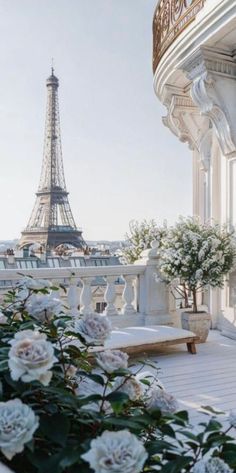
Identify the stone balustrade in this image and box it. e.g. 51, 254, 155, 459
0, 248, 172, 327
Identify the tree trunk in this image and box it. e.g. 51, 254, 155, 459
192, 288, 197, 313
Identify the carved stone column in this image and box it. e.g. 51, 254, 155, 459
80, 277, 93, 315
103, 276, 118, 316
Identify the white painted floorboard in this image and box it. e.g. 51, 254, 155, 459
140, 330, 236, 425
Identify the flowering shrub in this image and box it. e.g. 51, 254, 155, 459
159, 218, 236, 312
0, 276, 236, 472
123, 219, 167, 263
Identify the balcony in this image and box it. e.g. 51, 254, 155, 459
153, 0, 236, 98
153, 0, 205, 73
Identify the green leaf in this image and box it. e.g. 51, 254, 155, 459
59, 448, 82, 468
106, 392, 130, 413
106, 391, 129, 403
40, 413, 70, 446
201, 405, 225, 415
146, 440, 176, 455
160, 455, 193, 472
104, 416, 145, 430
0, 359, 8, 372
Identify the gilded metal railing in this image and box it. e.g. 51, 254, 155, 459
153, 0, 205, 72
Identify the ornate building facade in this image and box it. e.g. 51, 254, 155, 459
153, 0, 236, 337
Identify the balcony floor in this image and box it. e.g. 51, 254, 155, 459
143, 330, 236, 425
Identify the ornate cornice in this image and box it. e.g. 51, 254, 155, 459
184, 49, 236, 81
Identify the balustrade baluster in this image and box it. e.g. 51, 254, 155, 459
103, 276, 118, 316
67, 278, 80, 317
121, 275, 136, 315
80, 277, 93, 315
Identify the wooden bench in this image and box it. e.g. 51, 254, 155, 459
100, 325, 198, 356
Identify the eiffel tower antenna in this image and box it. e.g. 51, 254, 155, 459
19, 68, 86, 250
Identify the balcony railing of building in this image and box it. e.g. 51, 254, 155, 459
153, 0, 206, 73
0, 248, 171, 326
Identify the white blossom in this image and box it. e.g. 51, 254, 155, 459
8, 330, 57, 386
146, 387, 178, 414
26, 293, 62, 322
195, 269, 203, 280
96, 350, 129, 373
113, 376, 143, 401
74, 313, 112, 345
0, 399, 39, 460
191, 458, 233, 473
81, 430, 148, 473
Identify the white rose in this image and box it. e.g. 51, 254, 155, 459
191, 458, 233, 473
0, 311, 7, 325
20, 277, 51, 290
16, 288, 30, 301
146, 387, 178, 414
74, 313, 112, 345
228, 409, 236, 428
96, 350, 129, 373
81, 430, 148, 473
0, 399, 39, 460
8, 330, 57, 386
26, 294, 62, 322
113, 376, 143, 401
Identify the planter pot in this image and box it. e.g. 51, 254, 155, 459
181, 311, 211, 343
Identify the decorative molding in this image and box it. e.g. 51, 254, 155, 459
162, 88, 206, 150
182, 49, 236, 156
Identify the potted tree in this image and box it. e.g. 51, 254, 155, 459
159, 218, 236, 342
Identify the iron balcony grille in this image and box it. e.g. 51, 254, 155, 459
153, 0, 206, 73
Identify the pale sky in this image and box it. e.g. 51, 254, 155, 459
0, 0, 192, 241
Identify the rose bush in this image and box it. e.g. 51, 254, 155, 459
0, 279, 235, 473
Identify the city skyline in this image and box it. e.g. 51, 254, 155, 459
0, 0, 192, 241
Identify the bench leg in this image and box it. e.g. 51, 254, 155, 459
187, 342, 197, 354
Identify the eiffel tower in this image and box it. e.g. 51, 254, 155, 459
19, 68, 86, 251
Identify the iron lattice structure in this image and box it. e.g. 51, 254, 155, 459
19, 69, 86, 250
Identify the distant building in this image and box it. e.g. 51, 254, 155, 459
0, 252, 124, 313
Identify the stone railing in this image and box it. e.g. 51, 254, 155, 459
153, 0, 206, 72
0, 248, 171, 327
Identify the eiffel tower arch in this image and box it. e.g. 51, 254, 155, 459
19, 69, 86, 251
